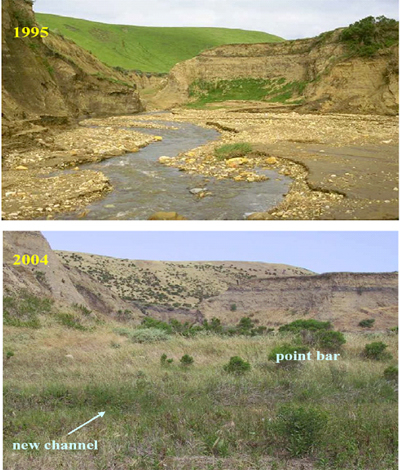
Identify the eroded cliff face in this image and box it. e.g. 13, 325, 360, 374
3, 232, 398, 331
2, 0, 143, 131
3, 232, 143, 319
156, 29, 399, 115
200, 272, 398, 331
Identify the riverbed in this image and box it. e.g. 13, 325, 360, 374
62, 119, 291, 220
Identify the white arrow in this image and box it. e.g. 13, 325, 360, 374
68, 412, 105, 435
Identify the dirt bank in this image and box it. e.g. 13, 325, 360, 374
135, 109, 398, 220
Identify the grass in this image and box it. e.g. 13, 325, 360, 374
3, 321, 398, 470
214, 143, 253, 160
187, 78, 308, 108
36, 13, 284, 73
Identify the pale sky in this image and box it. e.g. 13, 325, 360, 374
33, 0, 399, 39
43, 232, 398, 274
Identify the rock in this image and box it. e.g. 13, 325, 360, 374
186, 151, 196, 157
246, 212, 267, 220
265, 157, 278, 164
65, 355, 74, 359
148, 211, 187, 220
158, 156, 172, 163
154, 136, 163, 141
73, 167, 80, 171
226, 157, 248, 167
15, 166, 28, 170
104, 204, 115, 208
189, 188, 207, 195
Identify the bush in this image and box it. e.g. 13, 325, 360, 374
276, 405, 327, 456
5, 350, 14, 360
215, 143, 252, 160
359, 318, 375, 328
383, 365, 398, 381
317, 330, 346, 352
268, 344, 310, 366
223, 356, 251, 374
180, 354, 194, 366
161, 353, 173, 365
130, 328, 169, 343
364, 341, 392, 361
230, 304, 237, 311
341, 16, 399, 57
279, 319, 332, 333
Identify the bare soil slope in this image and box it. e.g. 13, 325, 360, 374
156, 30, 399, 115
2, 0, 143, 137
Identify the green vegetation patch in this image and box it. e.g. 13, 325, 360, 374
3, 293, 53, 329
188, 77, 307, 107
279, 319, 333, 333
214, 142, 253, 160
36, 13, 283, 72
341, 16, 399, 57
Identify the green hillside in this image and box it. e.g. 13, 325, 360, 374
36, 13, 284, 73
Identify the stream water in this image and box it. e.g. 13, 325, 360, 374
63, 118, 291, 220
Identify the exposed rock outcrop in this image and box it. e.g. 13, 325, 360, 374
200, 272, 398, 331
2, 0, 144, 133
156, 29, 399, 115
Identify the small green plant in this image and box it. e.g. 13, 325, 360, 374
276, 405, 327, 456
5, 350, 14, 360
110, 341, 121, 349
160, 353, 174, 365
223, 356, 251, 374
230, 304, 237, 312
215, 143, 252, 160
180, 354, 194, 366
317, 330, 346, 352
364, 341, 392, 361
383, 365, 398, 381
359, 318, 375, 328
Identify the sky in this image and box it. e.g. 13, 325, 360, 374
33, 0, 399, 39
42, 231, 398, 274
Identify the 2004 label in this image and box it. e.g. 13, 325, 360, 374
13, 255, 48, 266
14, 27, 49, 38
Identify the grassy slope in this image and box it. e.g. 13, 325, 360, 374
35, 13, 284, 73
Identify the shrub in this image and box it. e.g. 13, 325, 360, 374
110, 341, 121, 349
279, 319, 332, 333
364, 341, 392, 361
223, 356, 251, 374
160, 353, 173, 365
276, 405, 327, 456
359, 318, 375, 328
180, 354, 194, 366
383, 365, 398, 381
214, 143, 252, 160
230, 304, 237, 311
130, 328, 169, 343
317, 330, 346, 352
140, 317, 172, 334
3, 293, 53, 329
5, 350, 14, 360
268, 344, 310, 366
